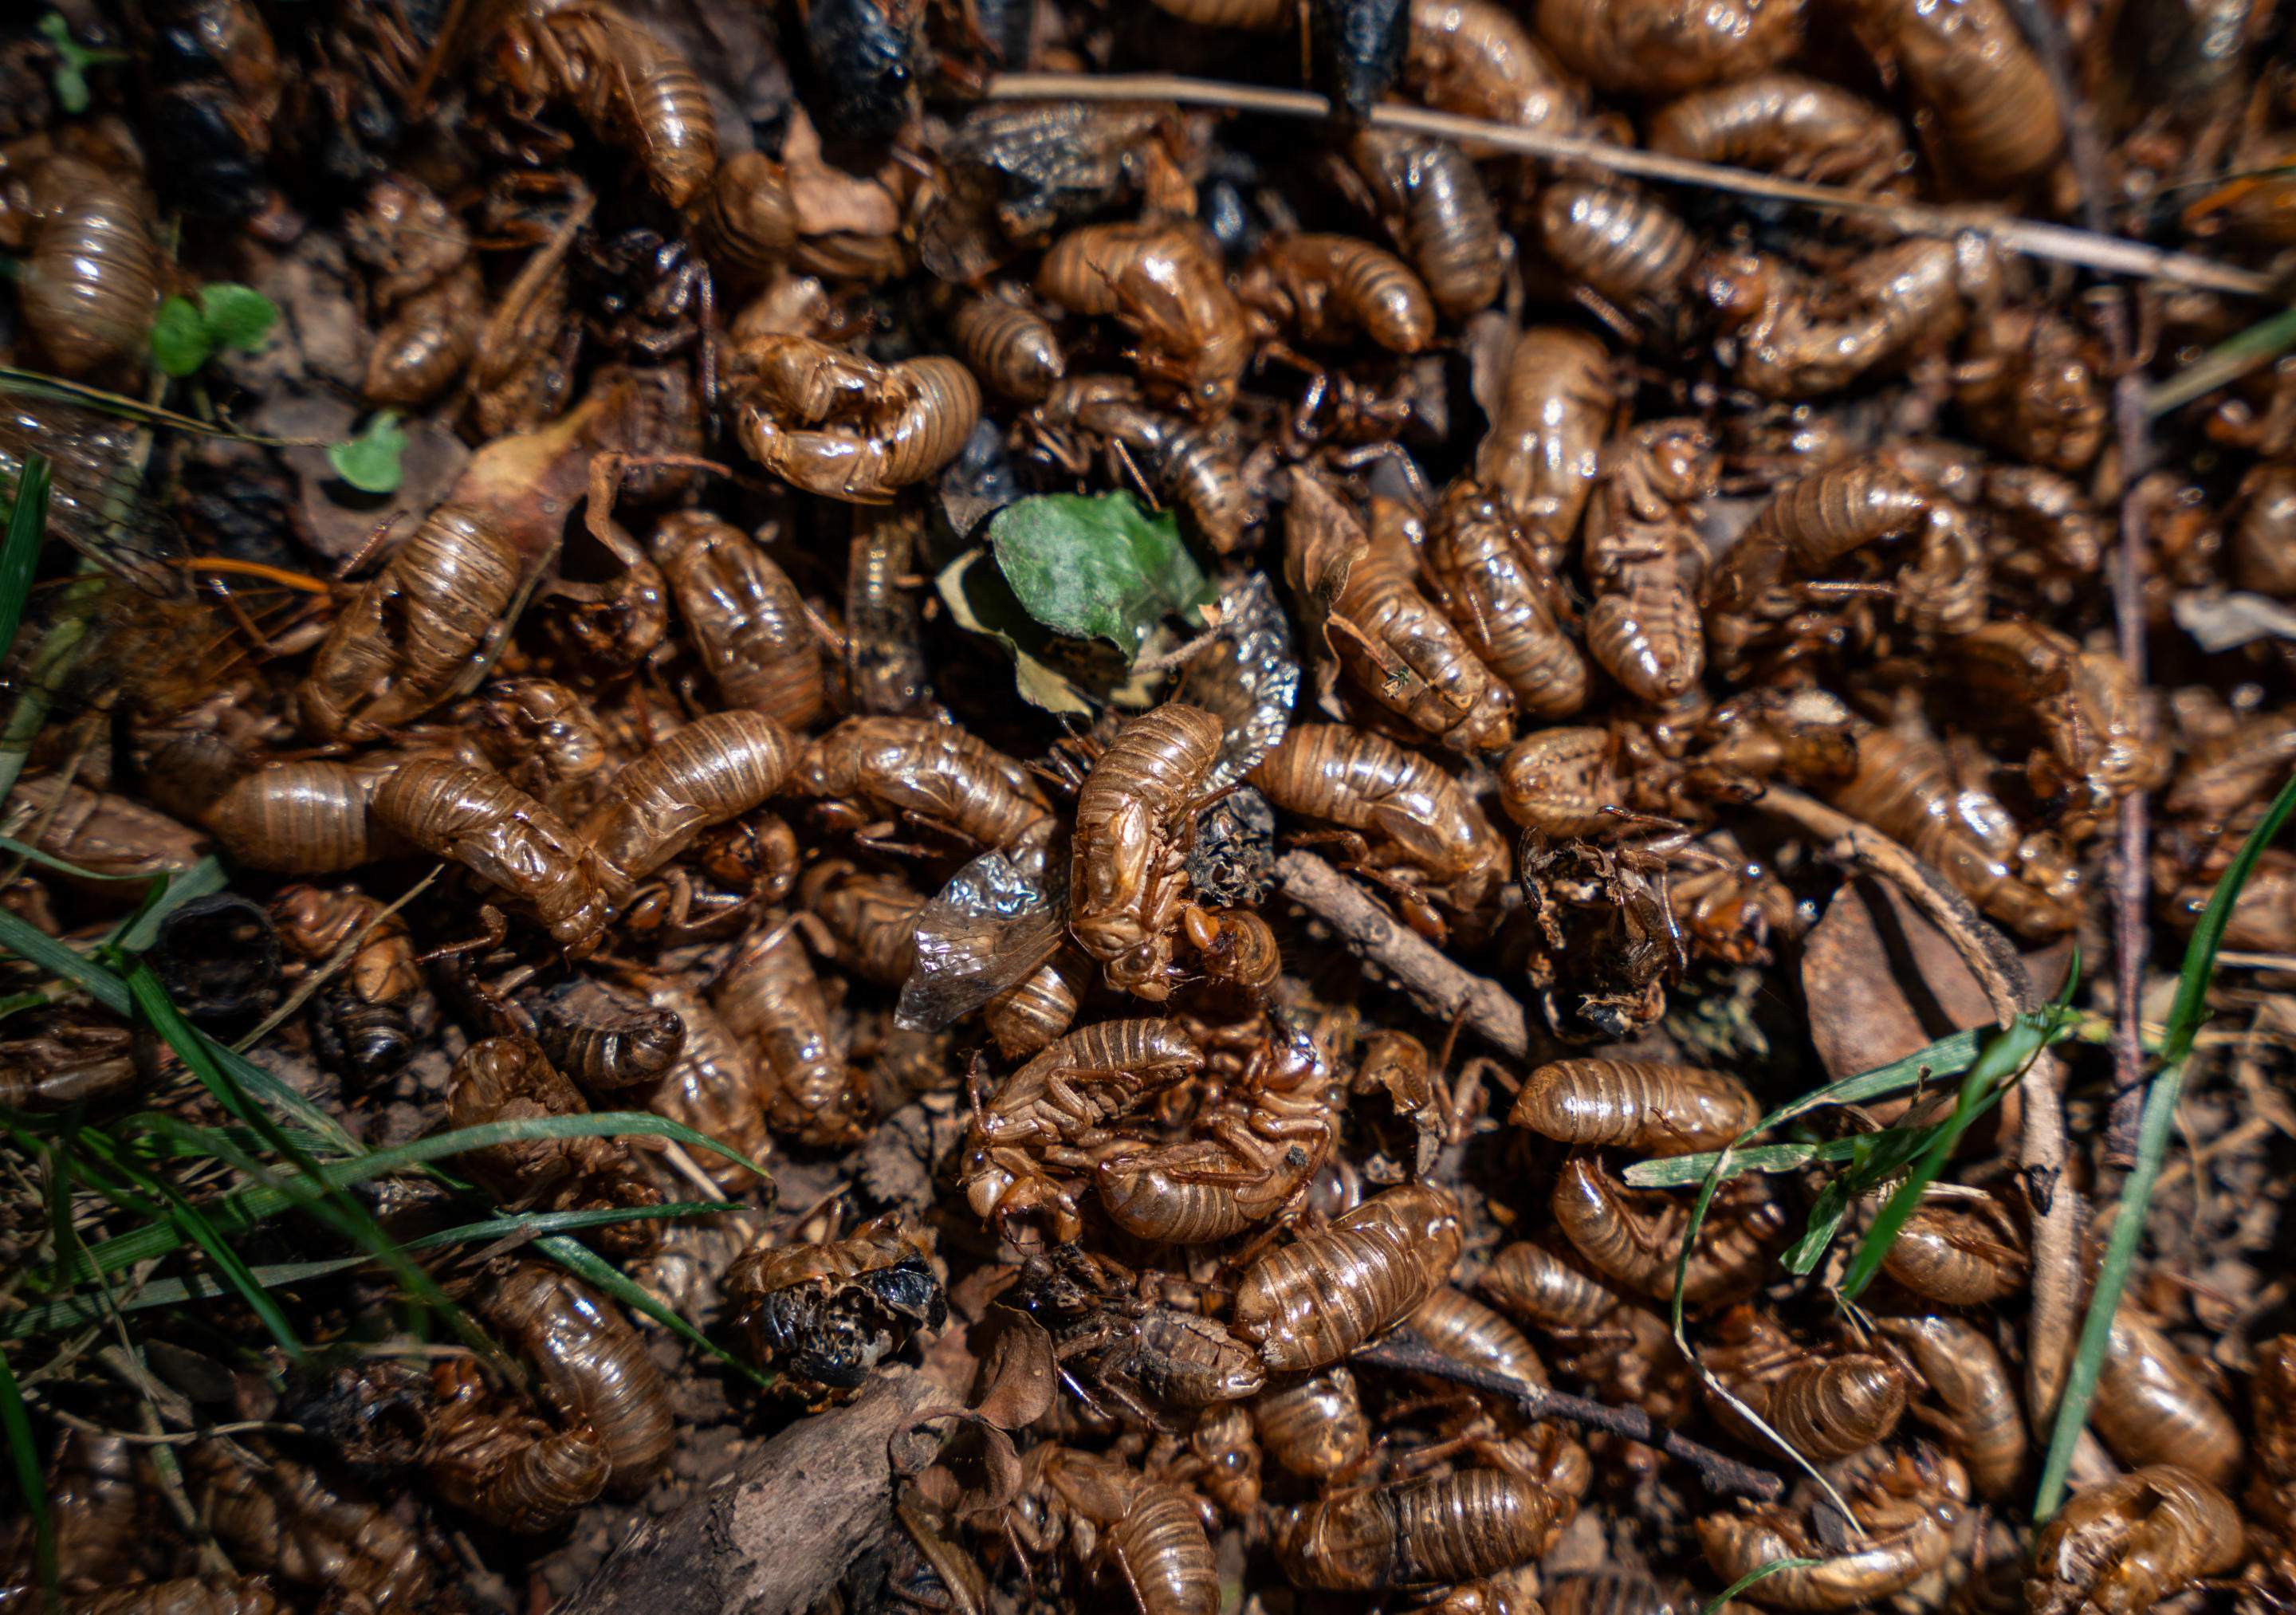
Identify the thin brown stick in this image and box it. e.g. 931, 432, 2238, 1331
1354, 1330, 1784, 1503
981, 73, 2271, 297
1996, 0, 2158, 1168
1755, 789, 2033, 1014
231, 866, 442, 1054
1275, 851, 1530, 1059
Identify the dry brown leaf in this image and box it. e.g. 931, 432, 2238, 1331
890, 1408, 1024, 1522
781, 107, 904, 238
969, 1307, 1056, 1431
1803, 874, 2075, 1100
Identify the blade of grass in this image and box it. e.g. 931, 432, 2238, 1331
85, 1138, 305, 1356
116, 958, 489, 1364
0, 906, 360, 1146
1835, 961, 2078, 1302
109, 858, 230, 953
0, 906, 362, 1147
0, 452, 51, 659
0, 579, 96, 805
2145, 304, 2296, 417
0, 832, 166, 883
533, 1233, 773, 1389
0, 369, 330, 445
0, 904, 130, 1014
1624, 1009, 2082, 1189
2034, 770, 2296, 1520
1704, 1559, 1823, 1615
2, 1202, 730, 1338
1628, 1138, 1866, 1185
1652, 1005, 2078, 1522
48, 1111, 772, 1284
0, 1346, 52, 1598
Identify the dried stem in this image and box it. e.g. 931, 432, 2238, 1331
981, 73, 2270, 297
1995, 0, 2156, 1169
1274, 851, 1530, 1059
1354, 1330, 1785, 1503
1755, 789, 2033, 1013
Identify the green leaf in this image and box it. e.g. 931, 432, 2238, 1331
327, 412, 407, 494
936, 547, 1103, 716
2035, 769, 2296, 1521
37, 14, 124, 116
196, 285, 278, 352
0, 453, 49, 662
988, 493, 1215, 657
149, 296, 213, 379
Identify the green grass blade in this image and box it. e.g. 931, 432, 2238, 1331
2145, 304, 2296, 418
1625, 1011, 2081, 1189
92, 1141, 305, 1355
0, 1346, 53, 1597
2034, 773, 2296, 1520
0, 904, 130, 1015
535, 1234, 773, 1390
1704, 1559, 1822, 1615
0, 907, 357, 1146
0, 451, 50, 660
1779, 1174, 1861, 1275
0, 833, 174, 885
51, 1111, 769, 1285
108, 857, 230, 952
116, 959, 486, 1359
1836, 975, 2072, 1303
18, 1118, 163, 1228
2, 1202, 729, 1338
1625, 1138, 1857, 1187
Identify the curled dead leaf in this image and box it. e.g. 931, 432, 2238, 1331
781, 106, 905, 238
888, 1407, 1024, 1522
1803, 874, 2076, 1100
970, 1307, 1056, 1430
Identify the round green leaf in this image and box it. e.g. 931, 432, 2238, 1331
327, 412, 407, 494
986, 493, 1216, 655
149, 296, 212, 378
197, 283, 279, 352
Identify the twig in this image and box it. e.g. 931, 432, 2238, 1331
1755, 790, 2033, 1013
232, 866, 442, 1054
1753, 787, 2081, 1439
1354, 1330, 1783, 1503
1994, 0, 2160, 1168
1275, 851, 1529, 1059
981, 73, 2271, 297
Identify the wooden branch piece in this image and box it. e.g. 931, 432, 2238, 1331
1276, 851, 1531, 1059
557, 1366, 940, 1615
1355, 1330, 1785, 1503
